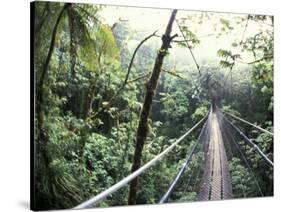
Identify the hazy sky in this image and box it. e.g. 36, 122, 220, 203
98, 5, 271, 70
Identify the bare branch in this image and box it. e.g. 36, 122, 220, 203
107, 30, 157, 105
127, 73, 150, 84
236, 54, 273, 65
173, 33, 214, 43
162, 69, 186, 80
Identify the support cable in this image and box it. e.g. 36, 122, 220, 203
73, 114, 208, 209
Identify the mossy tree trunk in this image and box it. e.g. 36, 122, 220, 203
128, 9, 178, 205
36, 3, 70, 169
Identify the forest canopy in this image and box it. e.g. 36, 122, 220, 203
32, 2, 273, 210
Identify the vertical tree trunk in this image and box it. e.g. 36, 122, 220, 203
68, 6, 77, 78
128, 9, 177, 205
37, 3, 70, 105
36, 3, 70, 168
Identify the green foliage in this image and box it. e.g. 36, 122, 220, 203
221, 105, 241, 116
34, 2, 273, 210
229, 157, 257, 198
217, 49, 241, 69
40, 158, 83, 208
192, 106, 208, 121
177, 26, 200, 48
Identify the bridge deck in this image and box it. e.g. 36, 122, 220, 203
198, 111, 233, 201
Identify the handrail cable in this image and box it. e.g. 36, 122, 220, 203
73, 114, 208, 209
159, 113, 210, 203
223, 114, 273, 167
224, 111, 273, 136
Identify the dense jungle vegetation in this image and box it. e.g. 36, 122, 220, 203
32, 2, 273, 210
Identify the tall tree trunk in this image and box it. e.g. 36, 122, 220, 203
128, 9, 178, 205
67, 6, 77, 78
37, 3, 70, 104
36, 3, 70, 168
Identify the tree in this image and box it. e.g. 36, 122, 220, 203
128, 9, 178, 205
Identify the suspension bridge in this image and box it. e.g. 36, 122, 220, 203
73, 105, 273, 209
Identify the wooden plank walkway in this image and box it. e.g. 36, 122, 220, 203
198, 111, 233, 201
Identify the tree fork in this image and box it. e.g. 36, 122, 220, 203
128, 9, 178, 205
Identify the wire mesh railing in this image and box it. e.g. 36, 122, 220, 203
217, 109, 273, 197
73, 113, 209, 209
159, 111, 212, 203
